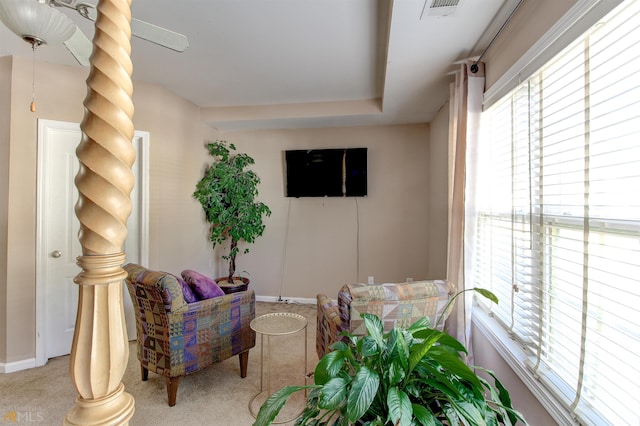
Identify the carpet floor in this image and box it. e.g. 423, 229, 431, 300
0, 302, 318, 426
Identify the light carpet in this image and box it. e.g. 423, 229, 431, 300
0, 302, 318, 426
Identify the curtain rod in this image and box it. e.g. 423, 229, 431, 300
471, 0, 525, 73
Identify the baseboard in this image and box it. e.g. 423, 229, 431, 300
0, 357, 37, 374
256, 295, 317, 305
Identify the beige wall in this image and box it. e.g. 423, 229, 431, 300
130, 83, 218, 273
0, 58, 216, 364
4, 57, 90, 364
484, 0, 577, 92
0, 58, 446, 364
427, 103, 449, 278
471, 323, 557, 425
217, 124, 443, 300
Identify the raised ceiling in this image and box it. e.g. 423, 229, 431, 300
0, 0, 517, 132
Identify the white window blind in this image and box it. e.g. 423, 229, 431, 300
472, 1, 640, 425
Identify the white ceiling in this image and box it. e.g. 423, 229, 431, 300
0, 0, 517, 132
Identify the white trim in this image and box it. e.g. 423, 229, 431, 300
472, 306, 578, 426
135, 131, 150, 267
483, 0, 622, 109
256, 295, 317, 306
0, 358, 36, 374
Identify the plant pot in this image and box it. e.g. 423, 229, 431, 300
215, 276, 250, 294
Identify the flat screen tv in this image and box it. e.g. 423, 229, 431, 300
285, 148, 367, 197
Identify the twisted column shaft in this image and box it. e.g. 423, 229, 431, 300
64, 0, 136, 424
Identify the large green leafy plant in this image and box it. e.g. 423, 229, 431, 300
254, 289, 527, 426
193, 140, 271, 283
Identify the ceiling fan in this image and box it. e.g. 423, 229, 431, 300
0, 0, 189, 66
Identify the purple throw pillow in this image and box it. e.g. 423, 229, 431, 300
172, 274, 198, 303
181, 270, 225, 300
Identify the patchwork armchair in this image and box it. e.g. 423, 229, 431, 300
316, 280, 451, 358
123, 263, 256, 406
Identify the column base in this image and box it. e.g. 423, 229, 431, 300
64, 383, 134, 426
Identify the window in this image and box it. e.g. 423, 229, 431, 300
471, 1, 640, 425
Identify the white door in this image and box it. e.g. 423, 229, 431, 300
36, 119, 148, 362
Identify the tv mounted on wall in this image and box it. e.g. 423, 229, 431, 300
285, 148, 367, 197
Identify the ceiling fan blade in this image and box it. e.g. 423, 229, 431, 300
63, 26, 91, 66
131, 18, 189, 52
74, 3, 189, 53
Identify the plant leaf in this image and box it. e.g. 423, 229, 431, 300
427, 347, 483, 389
253, 385, 314, 426
491, 372, 513, 409
482, 368, 528, 425
387, 328, 409, 369
387, 387, 412, 426
407, 316, 431, 332
473, 288, 499, 304
314, 350, 345, 385
329, 340, 348, 352
484, 409, 500, 426
388, 357, 406, 385
408, 332, 442, 373
412, 328, 442, 341
363, 313, 385, 350
443, 404, 462, 426
411, 403, 439, 426
360, 335, 379, 357
319, 377, 349, 410
431, 332, 468, 354
452, 400, 487, 426
347, 366, 380, 423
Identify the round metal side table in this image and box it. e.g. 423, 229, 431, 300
248, 312, 308, 423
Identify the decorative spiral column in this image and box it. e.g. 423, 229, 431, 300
64, 0, 136, 424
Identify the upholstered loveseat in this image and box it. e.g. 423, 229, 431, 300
316, 280, 451, 358
123, 263, 256, 406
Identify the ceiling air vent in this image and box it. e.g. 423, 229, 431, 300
420, 0, 462, 19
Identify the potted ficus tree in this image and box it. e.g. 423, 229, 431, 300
254, 289, 528, 426
193, 140, 271, 292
